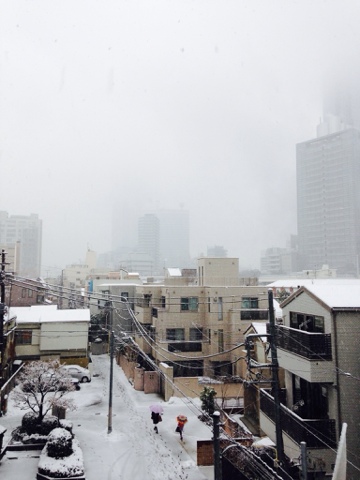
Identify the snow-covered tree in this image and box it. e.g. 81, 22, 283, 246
14, 360, 76, 423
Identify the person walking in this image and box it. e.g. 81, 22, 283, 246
175, 415, 187, 441
150, 404, 164, 434
151, 411, 162, 433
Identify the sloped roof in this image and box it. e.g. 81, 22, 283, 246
304, 284, 360, 309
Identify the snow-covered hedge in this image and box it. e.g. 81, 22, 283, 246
37, 428, 85, 479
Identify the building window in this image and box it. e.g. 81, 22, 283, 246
121, 292, 129, 301
16, 330, 32, 345
21, 288, 27, 298
181, 297, 198, 312
218, 297, 223, 321
161, 296, 166, 308
37, 295, 45, 304
166, 328, 185, 341
218, 329, 224, 353
241, 310, 268, 320
241, 297, 258, 308
290, 312, 325, 333
28, 289, 33, 297
190, 327, 204, 341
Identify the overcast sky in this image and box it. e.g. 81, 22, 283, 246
1, 0, 359, 275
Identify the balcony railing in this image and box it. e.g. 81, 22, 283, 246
275, 325, 332, 360
260, 388, 336, 448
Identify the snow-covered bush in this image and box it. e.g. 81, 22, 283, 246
46, 428, 73, 458
39, 415, 59, 435
22, 411, 39, 434
38, 428, 85, 479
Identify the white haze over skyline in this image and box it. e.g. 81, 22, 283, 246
1, 0, 359, 275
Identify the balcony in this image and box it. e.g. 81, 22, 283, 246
260, 388, 336, 448
275, 325, 332, 360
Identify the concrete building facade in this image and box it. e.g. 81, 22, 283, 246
259, 284, 360, 479
296, 125, 360, 275
0, 212, 42, 278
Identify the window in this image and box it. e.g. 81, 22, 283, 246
218, 297, 223, 321
16, 330, 32, 345
166, 328, 185, 341
241, 297, 258, 308
28, 289, 33, 298
290, 312, 325, 333
168, 342, 202, 352
181, 297, 198, 312
21, 288, 26, 298
190, 327, 203, 341
241, 310, 268, 320
161, 296, 166, 308
218, 329, 224, 353
121, 292, 129, 301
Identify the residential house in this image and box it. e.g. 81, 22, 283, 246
0, 309, 16, 413
6, 277, 51, 307
10, 305, 90, 366
259, 284, 360, 479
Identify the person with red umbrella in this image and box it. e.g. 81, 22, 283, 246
175, 414, 187, 441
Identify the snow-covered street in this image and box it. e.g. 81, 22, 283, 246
0, 355, 214, 479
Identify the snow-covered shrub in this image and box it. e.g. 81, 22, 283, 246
59, 419, 73, 436
46, 428, 73, 458
39, 415, 59, 435
22, 411, 39, 434
38, 432, 85, 479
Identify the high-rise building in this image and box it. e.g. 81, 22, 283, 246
0, 211, 42, 277
137, 213, 160, 274
156, 208, 190, 269
111, 205, 191, 274
296, 122, 360, 274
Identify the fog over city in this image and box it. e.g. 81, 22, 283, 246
1, 0, 359, 275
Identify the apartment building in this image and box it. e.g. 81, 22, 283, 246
259, 284, 360, 479
0, 211, 42, 278
133, 258, 269, 390
11, 305, 90, 364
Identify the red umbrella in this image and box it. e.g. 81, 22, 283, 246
176, 414, 187, 422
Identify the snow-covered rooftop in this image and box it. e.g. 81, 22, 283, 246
268, 278, 360, 288
9, 305, 90, 324
166, 268, 182, 277
303, 284, 360, 309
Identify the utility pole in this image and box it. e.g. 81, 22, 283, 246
107, 330, 114, 434
268, 289, 285, 469
213, 411, 222, 480
107, 297, 114, 434
300, 442, 308, 480
0, 250, 7, 415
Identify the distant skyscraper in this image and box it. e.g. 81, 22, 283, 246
138, 213, 160, 274
111, 204, 191, 273
0, 211, 42, 277
296, 123, 360, 274
156, 209, 190, 269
